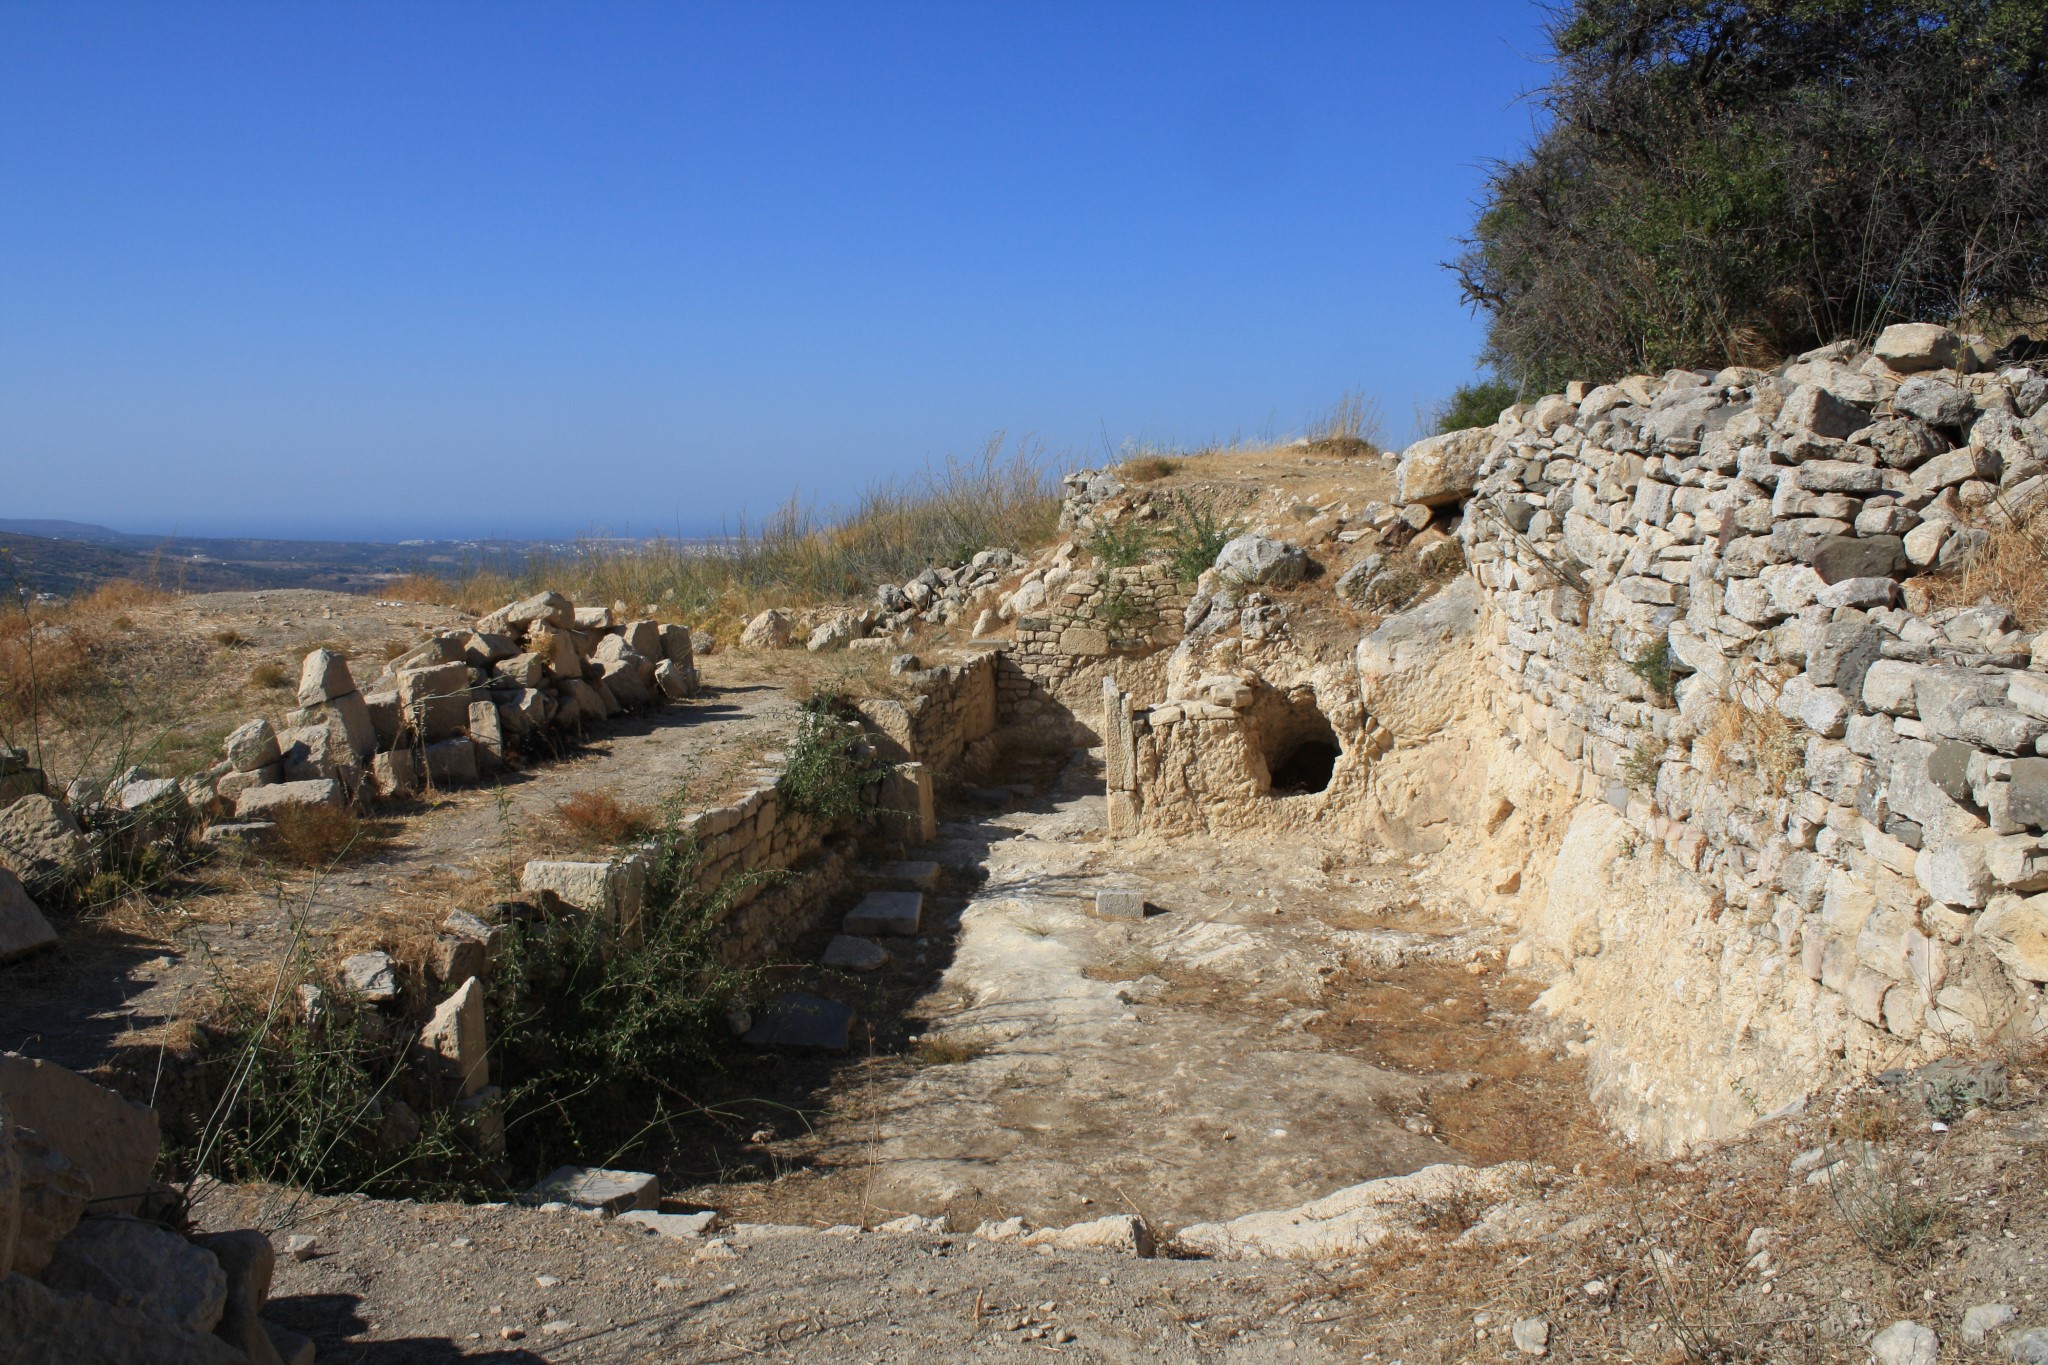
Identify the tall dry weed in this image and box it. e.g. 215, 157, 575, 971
1920, 500, 2048, 631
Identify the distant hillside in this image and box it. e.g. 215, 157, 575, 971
0, 526, 552, 599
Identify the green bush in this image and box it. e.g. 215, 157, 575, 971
777, 705, 886, 822
1162, 494, 1241, 583
1454, 0, 2048, 390
1085, 518, 1155, 568
1434, 380, 1520, 434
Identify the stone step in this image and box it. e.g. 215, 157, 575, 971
741, 991, 854, 1051
821, 934, 891, 972
860, 859, 941, 890
529, 1166, 660, 1215
843, 890, 923, 937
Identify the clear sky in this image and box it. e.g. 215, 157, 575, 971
1, 1, 1554, 541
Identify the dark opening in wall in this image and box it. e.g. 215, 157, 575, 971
1262, 692, 1341, 797
1270, 739, 1339, 794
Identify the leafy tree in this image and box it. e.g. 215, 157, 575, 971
1434, 380, 1521, 433
1455, 0, 2048, 391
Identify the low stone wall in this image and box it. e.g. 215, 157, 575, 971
1438, 323, 2048, 1149
1000, 559, 1194, 746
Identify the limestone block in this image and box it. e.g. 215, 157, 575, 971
1812, 535, 1906, 584
222, 719, 280, 773
1215, 534, 1308, 586
658, 623, 695, 665
821, 935, 890, 972
1862, 660, 1923, 716
616, 1209, 719, 1239
741, 610, 793, 649
0, 1055, 159, 1220
1021, 1213, 1155, 1257
856, 699, 918, 764
521, 856, 645, 932
295, 648, 355, 706
396, 661, 472, 741
0, 795, 86, 897
1913, 444, 2001, 492
1778, 384, 1866, 438
419, 977, 488, 1098
2009, 757, 2048, 828
423, 737, 478, 787
1918, 833, 1998, 909
495, 652, 546, 687
467, 700, 504, 773
1092, 888, 1146, 920
0, 869, 56, 965
188, 1230, 280, 1365
370, 748, 418, 799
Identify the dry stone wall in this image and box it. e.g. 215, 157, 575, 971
1434, 322, 2048, 1149
1000, 554, 1195, 747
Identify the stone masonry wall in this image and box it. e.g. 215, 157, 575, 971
1001, 558, 1195, 746
1438, 322, 2048, 1144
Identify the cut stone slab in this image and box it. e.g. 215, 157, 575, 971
0, 1052, 160, 1216
419, 977, 489, 1098
0, 866, 57, 964
616, 1209, 719, 1239
843, 890, 923, 937
341, 951, 399, 1003
233, 779, 343, 820
821, 934, 891, 973
1092, 888, 1147, 920
529, 1165, 659, 1215
0, 793, 88, 896
742, 991, 854, 1051
863, 859, 941, 890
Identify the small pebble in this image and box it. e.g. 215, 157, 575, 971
535, 1274, 562, 1288
498, 1327, 524, 1341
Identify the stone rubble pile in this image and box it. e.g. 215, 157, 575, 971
739, 549, 1026, 652
0, 1052, 314, 1363
199, 591, 696, 837
1446, 321, 2048, 1054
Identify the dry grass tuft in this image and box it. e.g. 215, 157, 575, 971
1117, 455, 1180, 483
1306, 390, 1386, 458
213, 628, 248, 648
249, 661, 291, 691
268, 804, 372, 867
911, 1034, 988, 1066
1695, 696, 1804, 796
376, 437, 1062, 641
552, 789, 653, 848
1920, 502, 2048, 631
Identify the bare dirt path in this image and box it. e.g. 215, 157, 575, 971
198, 1182, 1350, 1364
698, 753, 1611, 1237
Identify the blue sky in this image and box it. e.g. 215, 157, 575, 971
1, 1, 1554, 540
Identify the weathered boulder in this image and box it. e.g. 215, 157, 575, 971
41, 1216, 226, 1334
0, 1272, 245, 1365
1977, 893, 2048, 983
9, 1125, 90, 1277
806, 613, 860, 652
0, 795, 86, 897
423, 737, 478, 787
740, 609, 793, 650
1214, 535, 1308, 587
1874, 323, 1962, 373
1021, 1213, 1154, 1256
1394, 427, 1496, 506
0, 1054, 158, 1217
0, 869, 57, 965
